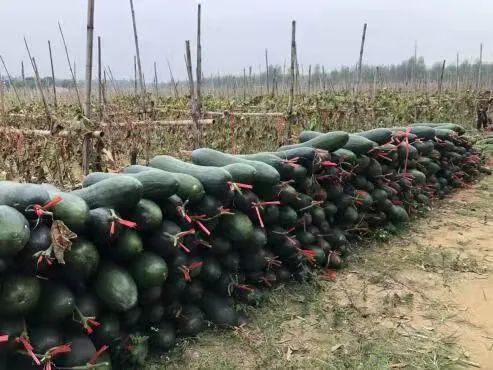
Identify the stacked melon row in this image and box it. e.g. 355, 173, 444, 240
0, 122, 487, 369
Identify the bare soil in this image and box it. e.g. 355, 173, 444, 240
147, 174, 493, 370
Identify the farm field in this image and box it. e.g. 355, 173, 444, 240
1, 1, 493, 369
0, 90, 480, 186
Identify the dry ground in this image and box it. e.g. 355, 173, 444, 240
146, 174, 493, 370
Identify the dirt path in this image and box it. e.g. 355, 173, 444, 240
148, 175, 493, 370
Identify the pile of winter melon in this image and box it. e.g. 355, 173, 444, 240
0, 122, 488, 369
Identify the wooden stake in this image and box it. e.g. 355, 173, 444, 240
0, 55, 22, 105
196, 3, 202, 116
48, 41, 58, 109
21, 61, 25, 81
84, 0, 95, 119
356, 22, 367, 93
58, 22, 82, 111
185, 40, 201, 149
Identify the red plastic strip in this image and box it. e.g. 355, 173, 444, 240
89, 345, 109, 365
16, 337, 40, 365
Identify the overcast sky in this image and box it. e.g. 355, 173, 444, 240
1, 0, 491, 81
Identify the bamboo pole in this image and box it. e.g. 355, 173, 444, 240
294, 49, 300, 95
243, 67, 247, 99
102, 70, 107, 104
376, 66, 380, 91
81, 0, 96, 176
133, 56, 137, 95
129, 0, 145, 98
372, 67, 377, 97
100, 119, 214, 127
356, 22, 367, 93
106, 66, 118, 95
0, 120, 214, 137
129, 1, 145, 162
286, 20, 296, 144
412, 41, 417, 92
301, 64, 304, 92
456, 52, 460, 91
322, 66, 326, 90
185, 40, 201, 149
257, 64, 261, 95
477, 43, 483, 90
282, 60, 286, 93
48, 41, 57, 109
25, 46, 53, 131
248, 66, 252, 95
0, 126, 104, 137
142, 72, 147, 93
196, 3, 202, 116
84, 0, 95, 119
0, 55, 22, 105
0, 74, 4, 118
153, 61, 159, 100
166, 59, 179, 98
308, 64, 312, 93
154, 109, 284, 118
265, 48, 269, 94
24, 39, 52, 127
287, 21, 296, 115
438, 59, 446, 95
98, 36, 103, 122
412, 42, 417, 118
58, 22, 82, 111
